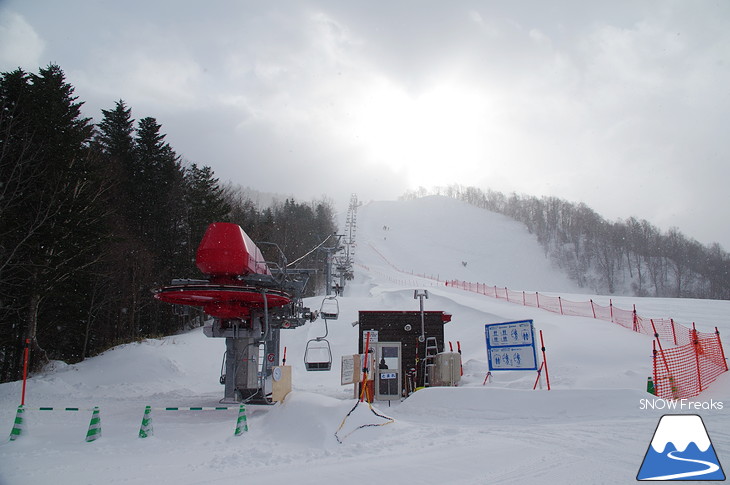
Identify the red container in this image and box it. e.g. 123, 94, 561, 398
196, 223, 271, 277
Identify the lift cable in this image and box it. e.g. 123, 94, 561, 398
286, 234, 338, 268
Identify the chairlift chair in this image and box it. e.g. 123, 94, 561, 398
304, 337, 332, 371
304, 296, 338, 371
319, 296, 339, 320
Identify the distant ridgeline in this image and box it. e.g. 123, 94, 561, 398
402, 186, 730, 300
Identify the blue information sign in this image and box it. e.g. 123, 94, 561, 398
485, 320, 538, 371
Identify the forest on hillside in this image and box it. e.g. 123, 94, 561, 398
0, 65, 337, 383
403, 186, 730, 300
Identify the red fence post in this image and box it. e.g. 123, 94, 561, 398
652, 340, 658, 397
21, 338, 30, 406
632, 305, 639, 332
539, 330, 550, 390
361, 331, 371, 402
716, 327, 728, 372
671, 319, 678, 346
692, 323, 703, 394
536, 292, 540, 309
651, 319, 673, 380
610, 299, 614, 322
590, 300, 596, 319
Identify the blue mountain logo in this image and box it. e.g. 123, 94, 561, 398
637, 414, 725, 481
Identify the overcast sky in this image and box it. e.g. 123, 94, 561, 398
1, 1, 729, 248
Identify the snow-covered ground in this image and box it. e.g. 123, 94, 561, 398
1, 195, 728, 484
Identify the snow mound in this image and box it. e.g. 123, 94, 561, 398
395, 386, 651, 423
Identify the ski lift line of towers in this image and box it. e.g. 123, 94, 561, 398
331, 193, 358, 295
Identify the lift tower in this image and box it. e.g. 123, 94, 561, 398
153, 223, 313, 403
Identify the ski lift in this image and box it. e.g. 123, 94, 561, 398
304, 297, 338, 371
319, 296, 339, 320
304, 336, 332, 371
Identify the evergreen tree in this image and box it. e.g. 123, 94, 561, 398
0, 64, 110, 377
97, 100, 135, 158
96, 100, 135, 214
0, 68, 35, 381
0, 64, 341, 382
85, 99, 140, 355
132, 117, 187, 333
183, 163, 231, 265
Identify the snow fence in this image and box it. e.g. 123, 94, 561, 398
359, 244, 729, 399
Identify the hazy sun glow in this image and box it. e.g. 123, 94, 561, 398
343, 79, 498, 189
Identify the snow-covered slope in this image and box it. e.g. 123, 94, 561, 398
1, 195, 728, 485
357, 196, 581, 292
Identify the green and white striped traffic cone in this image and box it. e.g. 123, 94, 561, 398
8, 405, 25, 441
234, 404, 248, 436
138, 405, 153, 438
85, 407, 101, 442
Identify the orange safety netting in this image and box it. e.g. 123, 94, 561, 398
653, 330, 728, 400
365, 242, 728, 399
444, 279, 729, 399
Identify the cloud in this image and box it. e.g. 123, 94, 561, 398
0, 10, 45, 69
2, 0, 730, 247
